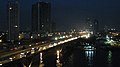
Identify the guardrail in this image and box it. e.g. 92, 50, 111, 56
0, 36, 80, 66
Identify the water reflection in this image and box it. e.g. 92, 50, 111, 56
108, 51, 112, 67
4, 42, 120, 67
56, 50, 62, 67
85, 49, 95, 66
39, 52, 44, 67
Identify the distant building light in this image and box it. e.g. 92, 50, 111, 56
58, 33, 60, 35
66, 35, 68, 38
18, 35, 21, 39
2, 33, 5, 35
18, 42, 21, 44
90, 32, 93, 34
63, 36, 65, 38
48, 34, 52, 36
70, 35, 72, 37
60, 36, 63, 39
32, 48, 34, 50
38, 34, 40, 36
55, 37, 58, 40
90, 24, 92, 27
31, 36, 33, 39
9, 7, 12, 10
14, 25, 18, 28
42, 25, 44, 27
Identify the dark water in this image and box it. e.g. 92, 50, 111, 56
31, 44, 120, 67
2, 43, 120, 67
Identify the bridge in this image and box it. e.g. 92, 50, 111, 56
0, 35, 83, 67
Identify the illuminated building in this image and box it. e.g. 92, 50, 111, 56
32, 1, 51, 37
7, 0, 19, 41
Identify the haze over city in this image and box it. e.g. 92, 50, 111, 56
0, 0, 120, 31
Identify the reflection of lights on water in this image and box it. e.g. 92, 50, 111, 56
39, 64, 44, 67
56, 50, 62, 67
39, 52, 44, 67
108, 51, 112, 66
84, 45, 95, 50
85, 51, 94, 58
40, 53, 43, 63
84, 46, 92, 49
56, 59, 62, 67
85, 50, 94, 66
56, 59, 60, 64
56, 50, 60, 59
28, 62, 32, 67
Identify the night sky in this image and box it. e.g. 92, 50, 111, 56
0, 0, 120, 31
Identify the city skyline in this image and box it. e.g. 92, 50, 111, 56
7, 0, 19, 41
0, 0, 120, 67
0, 0, 120, 31
32, 1, 51, 38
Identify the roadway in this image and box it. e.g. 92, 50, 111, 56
0, 36, 80, 66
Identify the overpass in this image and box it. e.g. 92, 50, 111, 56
0, 35, 81, 67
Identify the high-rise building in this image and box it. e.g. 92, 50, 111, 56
93, 19, 99, 34
7, 0, 19, 41
86, 18, 99, 34
32, 1, 51, 37
86, 18, 93, 32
